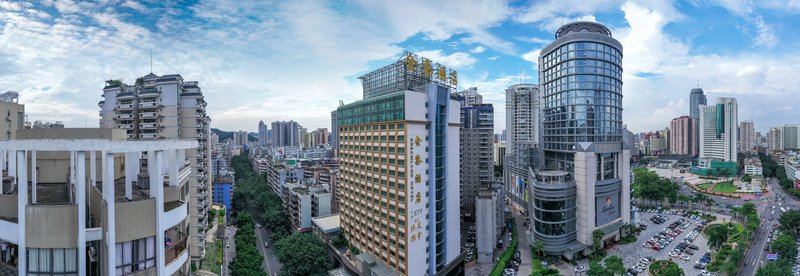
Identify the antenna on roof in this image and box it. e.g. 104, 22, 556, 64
149, 49, 153, 73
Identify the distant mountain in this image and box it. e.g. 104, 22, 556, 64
211, 128, 257, 142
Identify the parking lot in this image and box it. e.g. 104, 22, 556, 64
609, 210, 713, 275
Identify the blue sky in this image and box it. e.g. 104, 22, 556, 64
0, 0, 798, 133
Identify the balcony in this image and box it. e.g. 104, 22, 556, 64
114, 114, 134, 120
139, 112, 162, 119
115, 124, 134, 129
165, 231, 189, 269
140, 133, 161, 139
140, 123, 162, 129
116, 103, 134, 110
139, 101, 161, 108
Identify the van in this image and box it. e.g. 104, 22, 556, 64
264, 242, 269, 248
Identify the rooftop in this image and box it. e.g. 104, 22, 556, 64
311, 214, 340, 233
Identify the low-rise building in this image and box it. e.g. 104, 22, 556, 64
283, 182, 331, 232
743, 157, 763, 176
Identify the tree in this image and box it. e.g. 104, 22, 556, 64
660, 261, 683, 276
742, 174, 752, 183
592, 230, 605, 258
706, 225, 729, 250
756, 261, 787, 276
604, 256, 625, 275
771, 233, 798, 261
274, 233, 331, 276
532, 240, 544, 258
779, 210, 800, 235
587, 260, 611, 276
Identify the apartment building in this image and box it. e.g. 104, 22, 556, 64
99, 73, 212, 265
0, 128, 196, 275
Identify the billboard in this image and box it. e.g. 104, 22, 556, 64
596, 192, 621, 226
509, 173, 529, 203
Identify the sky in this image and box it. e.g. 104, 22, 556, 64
1, 0, 799, 134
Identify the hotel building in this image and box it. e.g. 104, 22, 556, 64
337, 52, 463, 275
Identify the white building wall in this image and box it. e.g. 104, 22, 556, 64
445, 99, 461, 266
405, 122, 429, 276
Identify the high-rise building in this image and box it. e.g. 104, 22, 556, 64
494, 140, 506, 167
503, 83, 540, 213
258, 120, 268, 146
670, 116, 698, 155
331, 110, 339, 154
0, 128, 197, 275
769, 127, 783, 152
533, 21, 631, 258
698, 97, 738, 167
782, 124, 800, 150
299, 127, 308, 148
458, 87, 493, 221
337, 52, 462, 275
233, 130, 248, 147
689, 88, 707, 120
459, 87, 483, 107
310, 128, 329, 147
739, 120, 755, 153
0, 91, 25, 140
99, 73, 212, 265
271, 120, 301, 147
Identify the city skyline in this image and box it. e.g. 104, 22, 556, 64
0, 1, 799, 133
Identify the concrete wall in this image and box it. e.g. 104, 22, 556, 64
26, 205, 78, 248
116, 198, 156, 242
574, 151, 597, 246
29, 151, 121, 185
0, 194, 17, 219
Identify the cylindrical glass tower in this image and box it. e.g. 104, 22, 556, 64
534, 21, 627, 256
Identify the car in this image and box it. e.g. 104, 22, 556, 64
627, 268, 639, 275
504, 268, 516, 276
700, 270, 711, 276
639, 258, 650, 264
575, 266, 588, 272
256, 223, 261, 228
264, 242, 269, 248
515, 251, 521, 259
685, 250, 694, 255
669, 251, 679, 257
681, 254, 691, 261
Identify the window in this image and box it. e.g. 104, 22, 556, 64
116, 237, 156, 275
27, 248, 78, 275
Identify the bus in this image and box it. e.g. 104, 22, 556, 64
780, 207, 787, 213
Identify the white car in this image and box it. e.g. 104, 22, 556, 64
681, 254, 690, 261
700, 270, 711, 276
669, 251, 679, 257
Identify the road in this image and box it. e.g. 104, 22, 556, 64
740, 177, 799, 276
221, 226, 236, 276
254, 223, 282, 276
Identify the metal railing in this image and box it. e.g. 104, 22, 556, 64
165, 232, 188, 265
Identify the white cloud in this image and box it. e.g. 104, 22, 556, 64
515, 36, 551, 44
470, 45, 486, 54
515, 0, 622, 23
751, 15, 778, 47
122, 0, 147, 12
520, 48, 541, 68
539, 15, 598, 33
416, 50, 478, 69
708, 0, 779, 48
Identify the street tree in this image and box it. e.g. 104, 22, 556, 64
604, 256, 625, 275
592, 230, 604, 258
274, 233, 331, 276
